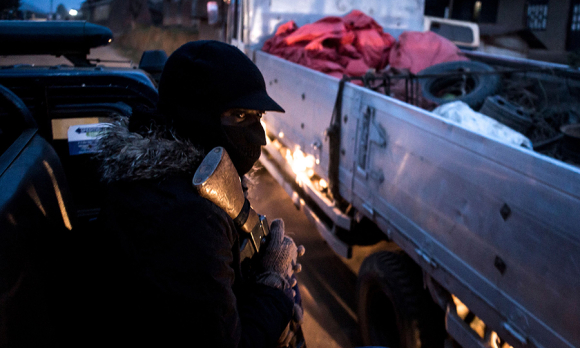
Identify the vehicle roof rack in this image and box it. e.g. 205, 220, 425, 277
0, 21, 113, 67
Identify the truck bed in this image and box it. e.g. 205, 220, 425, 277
255, 50, 580, 348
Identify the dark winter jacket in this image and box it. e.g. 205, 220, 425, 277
92, 118, 293, 347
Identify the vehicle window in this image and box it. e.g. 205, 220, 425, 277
430, 22, 474, 44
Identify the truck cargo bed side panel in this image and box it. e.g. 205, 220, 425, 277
255, 51, 580, 348
363, 92, 580, 348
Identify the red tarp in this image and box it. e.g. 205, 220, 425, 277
263, 10, 396, 79
389, 31, 468, 74
262, 10, 467, 78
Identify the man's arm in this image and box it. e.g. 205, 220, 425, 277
97, 179, 293, 347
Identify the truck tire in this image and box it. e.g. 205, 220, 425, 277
357, 251, 446, 348
418, 61, 500, 110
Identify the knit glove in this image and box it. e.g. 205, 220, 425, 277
257, 220, 306, 348
256, 219, 305, 295
277, 278, 305, 348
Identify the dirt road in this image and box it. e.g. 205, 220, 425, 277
248, 166, 392, 348
1, 46, 134, 67
248, 167, 359, 347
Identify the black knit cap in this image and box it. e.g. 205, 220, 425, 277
158, 40, 284, 117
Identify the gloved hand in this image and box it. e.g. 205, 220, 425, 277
276, 278, 305, 348
257, 219, 306, 348
289, 276, 304, 324
256, 219, 305, 294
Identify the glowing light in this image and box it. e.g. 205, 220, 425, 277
453, 294, 512, 345
278, 131, 284, 139
283, 147, 318, 182
474, 1, 482, 20
7, 213, 16, 226
452, 295, 469, 319
469, 316, 485, 338
291, 149, 307, 174
490, 331, 513, 348
491, 332, 500, 348
27, 186, 46, 216
108, 38, 113, 43
280, 145, 324, 189
305, 154, 315, 168
285, 149, 293, 163
43, 161, 72, 230
319, 179, 328, 189
69, 9, 78, 16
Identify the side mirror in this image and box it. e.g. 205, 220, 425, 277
139, 50, 168, 84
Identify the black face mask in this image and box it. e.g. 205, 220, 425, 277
222, 121, 267, 176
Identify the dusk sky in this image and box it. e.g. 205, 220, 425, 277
25, 0, 84, 12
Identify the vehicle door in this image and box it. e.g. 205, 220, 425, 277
0, 84, 76, 347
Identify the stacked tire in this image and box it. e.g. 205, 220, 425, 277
418, 61, 501, 110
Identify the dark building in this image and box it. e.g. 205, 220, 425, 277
162, 0, 222, 26
82, 0, 152, 32
425, 0, 579, 63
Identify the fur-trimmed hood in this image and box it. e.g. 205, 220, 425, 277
96, 117, 203, 182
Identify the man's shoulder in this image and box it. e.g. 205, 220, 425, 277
106, 175, 230, 220
102, 175, 237, 243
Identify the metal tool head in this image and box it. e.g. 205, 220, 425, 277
193, 147, 245, 219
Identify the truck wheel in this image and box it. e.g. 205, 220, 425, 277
418, 61, 500, 110
357, 251, 445, 348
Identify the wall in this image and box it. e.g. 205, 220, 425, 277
163, 0, 210, 27
532, 0, 571, 51
495, 0, 527, 31
163, 0, 193, 26
86, 0, 152, 33
490, 0, 572, 61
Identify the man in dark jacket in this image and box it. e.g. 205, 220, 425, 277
94, 41, 303, 347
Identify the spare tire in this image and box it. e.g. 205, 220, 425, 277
418, 61, 500, 110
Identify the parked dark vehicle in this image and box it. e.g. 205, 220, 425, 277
0, 21, 160, 346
